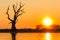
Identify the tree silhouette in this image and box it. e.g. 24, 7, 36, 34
6, 1, 24, 30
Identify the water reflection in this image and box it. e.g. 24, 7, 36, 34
1, 33, 60, 40
45, 33, 51, 40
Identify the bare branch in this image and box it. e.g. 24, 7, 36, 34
6, 7, 9, 14
6, 7, 12, 21
20, 8, 24, 12
16, 1, 24, 14
17, 12, 24, 17
13, 4, 16, 13
20, 2, 24, 9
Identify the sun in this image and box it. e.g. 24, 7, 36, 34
43, 17, 53, 26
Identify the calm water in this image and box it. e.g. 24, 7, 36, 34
0, 33, 60, 40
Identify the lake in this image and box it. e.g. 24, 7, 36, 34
0, 33, 60, 40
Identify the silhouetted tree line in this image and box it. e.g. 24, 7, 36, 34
36, 24, 60, 32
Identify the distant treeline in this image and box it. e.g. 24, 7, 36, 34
0, 28, 60, 33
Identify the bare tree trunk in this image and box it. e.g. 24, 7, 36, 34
11, 21, 16, 30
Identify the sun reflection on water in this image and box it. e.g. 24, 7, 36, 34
45, 33, 51, 40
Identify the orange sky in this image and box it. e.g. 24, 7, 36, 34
0, 0, 60, 29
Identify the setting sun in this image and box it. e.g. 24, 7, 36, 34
43, 17, 53, 26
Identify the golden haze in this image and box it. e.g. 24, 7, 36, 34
0, 0, 60, 29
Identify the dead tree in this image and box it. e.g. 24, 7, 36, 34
6, 1, 24, 30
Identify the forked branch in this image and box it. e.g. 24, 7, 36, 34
16, 1, 24, 15
6, 1, 24, 23
6, 7, 12, 21
13, 5, 16, 13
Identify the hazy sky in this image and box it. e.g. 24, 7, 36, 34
0, 0, 60, 29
